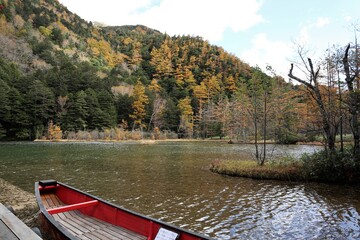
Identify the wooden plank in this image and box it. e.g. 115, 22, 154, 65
0, 204, 42, 240
0, 219, 19, 240
70, 211, 146, 240
69, 210, 146, 239
42, 193, 63, 209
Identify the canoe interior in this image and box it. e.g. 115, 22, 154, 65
37, 182, 209, 240
41, 192, 146, 240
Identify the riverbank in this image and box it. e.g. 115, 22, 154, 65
210, 148, 360, 184
0, 178, 39, 228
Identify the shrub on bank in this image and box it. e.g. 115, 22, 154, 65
58, 128, 178, 141
301, 148, 360, 183
275, 129, 301, 144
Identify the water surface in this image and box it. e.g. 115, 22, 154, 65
0, 141, 359, 239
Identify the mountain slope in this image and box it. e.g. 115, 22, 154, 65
0, 0, 271, 140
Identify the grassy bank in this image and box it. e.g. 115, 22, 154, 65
210, 159, 304, 181
210, 148, 360, 184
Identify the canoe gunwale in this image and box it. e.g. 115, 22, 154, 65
35, 180, 212, 240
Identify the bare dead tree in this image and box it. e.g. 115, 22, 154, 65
148, 96, 166, 131
246, 68, 272, 166
343, 43, 360, 157
288, 50, 337, 151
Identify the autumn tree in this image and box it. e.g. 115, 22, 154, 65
174, 63, 196, 90
0, 1, 262, 141
204, 75, 221, 99
130, 81, 149, 131
47, 120, 62, 140
150, 37, 174, 80
178, 97, 194, 138
87, 38, 126, 67
224, 75, 238, 96
273, 85, 303, 144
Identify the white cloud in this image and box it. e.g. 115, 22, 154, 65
315, 17, 330, 28
240, 33, 292, 77
299, 25, 310, 45
344, 16, 353, 22
123, 0, 264, 42
58, 0, 154, 24
298, 17, 331, 46
59, 0, 263, 42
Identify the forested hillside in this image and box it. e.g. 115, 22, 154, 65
0, 0, 331, 142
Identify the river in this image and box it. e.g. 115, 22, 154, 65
0, 141, 359, 239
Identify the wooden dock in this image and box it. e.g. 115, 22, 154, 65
0, 203, 42, 240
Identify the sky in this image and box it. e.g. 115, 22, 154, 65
58, 0, 360, 78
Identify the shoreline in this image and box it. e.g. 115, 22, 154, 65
0, 178, 39, 228
32, 138, 328, 146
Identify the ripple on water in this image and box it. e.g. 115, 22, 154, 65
170, 181, 360, 240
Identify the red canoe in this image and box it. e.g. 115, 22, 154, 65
35, 180, 212, 240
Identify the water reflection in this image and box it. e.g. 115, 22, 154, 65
0, 141, 359, 239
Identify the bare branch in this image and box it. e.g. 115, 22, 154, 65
288, 63, 314, 90
343, 43, 355, 90
298, 46, 311, 73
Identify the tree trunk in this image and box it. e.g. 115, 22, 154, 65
352, 114, 360, 158
261, 91, 267, 166
254, 106, 259, 162
337, 70, 344, 152
343, 44, 360, 158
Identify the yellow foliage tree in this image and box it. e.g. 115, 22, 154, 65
193, 82, 208, 129
129, 41, 142, 67
0, 15, 14, 35
130, 81, 149, 130
48, 120, 62, 140
193, 82, 208, 108
150, 38, 173, 80
178, 97, 194, 138
175, 64, 196, 90
149, 79, 161, 93
87, 38, 126, 67
225, 75, 238, 94
204, 75, 221, 98
39, 26, 52, 37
